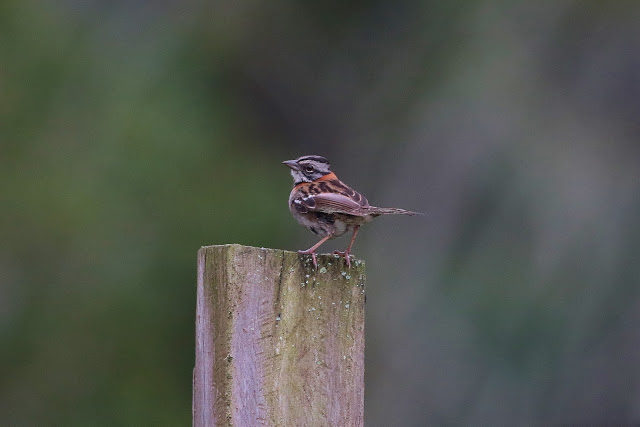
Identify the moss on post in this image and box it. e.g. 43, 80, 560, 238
193, 244, 366, 426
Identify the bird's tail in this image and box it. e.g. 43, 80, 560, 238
368, 206, 423, 216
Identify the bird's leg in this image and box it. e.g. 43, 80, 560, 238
333, 225, 360, 268
298, 234, 332, 268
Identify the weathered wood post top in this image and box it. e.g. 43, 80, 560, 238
193, 244, 366, 426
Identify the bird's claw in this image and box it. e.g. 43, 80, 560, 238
298, 250, 318, 268
333, 250, 352, 268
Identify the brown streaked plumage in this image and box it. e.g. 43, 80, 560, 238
283, 155, 422, 268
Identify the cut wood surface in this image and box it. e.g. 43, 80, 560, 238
193, 244, 366, 427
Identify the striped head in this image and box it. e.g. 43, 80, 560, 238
282, 155, 332, 184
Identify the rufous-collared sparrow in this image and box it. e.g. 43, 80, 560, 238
283, 155, 421, 268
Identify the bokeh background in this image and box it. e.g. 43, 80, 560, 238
2, 1, 640, 425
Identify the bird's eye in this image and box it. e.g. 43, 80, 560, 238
304, 165, 314, 173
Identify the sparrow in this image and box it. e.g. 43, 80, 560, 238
283, 155, 421, 268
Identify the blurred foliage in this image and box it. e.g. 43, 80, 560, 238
2, 0, 640, 425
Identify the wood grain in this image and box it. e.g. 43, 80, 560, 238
193, 244, 366, 426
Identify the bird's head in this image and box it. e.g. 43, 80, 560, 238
283, 155, 332, 184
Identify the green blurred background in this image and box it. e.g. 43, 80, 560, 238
2, 1, 640, 425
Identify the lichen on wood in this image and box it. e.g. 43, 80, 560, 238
193, 244, 365, 427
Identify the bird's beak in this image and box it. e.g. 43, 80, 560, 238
282, 160, 298, 170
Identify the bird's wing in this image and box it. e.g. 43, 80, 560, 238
294, 192, 368, 216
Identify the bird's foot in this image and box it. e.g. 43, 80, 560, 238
333, 250, 352, 268
298, 250, 318, 268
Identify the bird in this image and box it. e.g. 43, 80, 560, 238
283, 155, 422, 268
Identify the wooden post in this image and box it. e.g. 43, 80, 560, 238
193, 244, 366, 426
